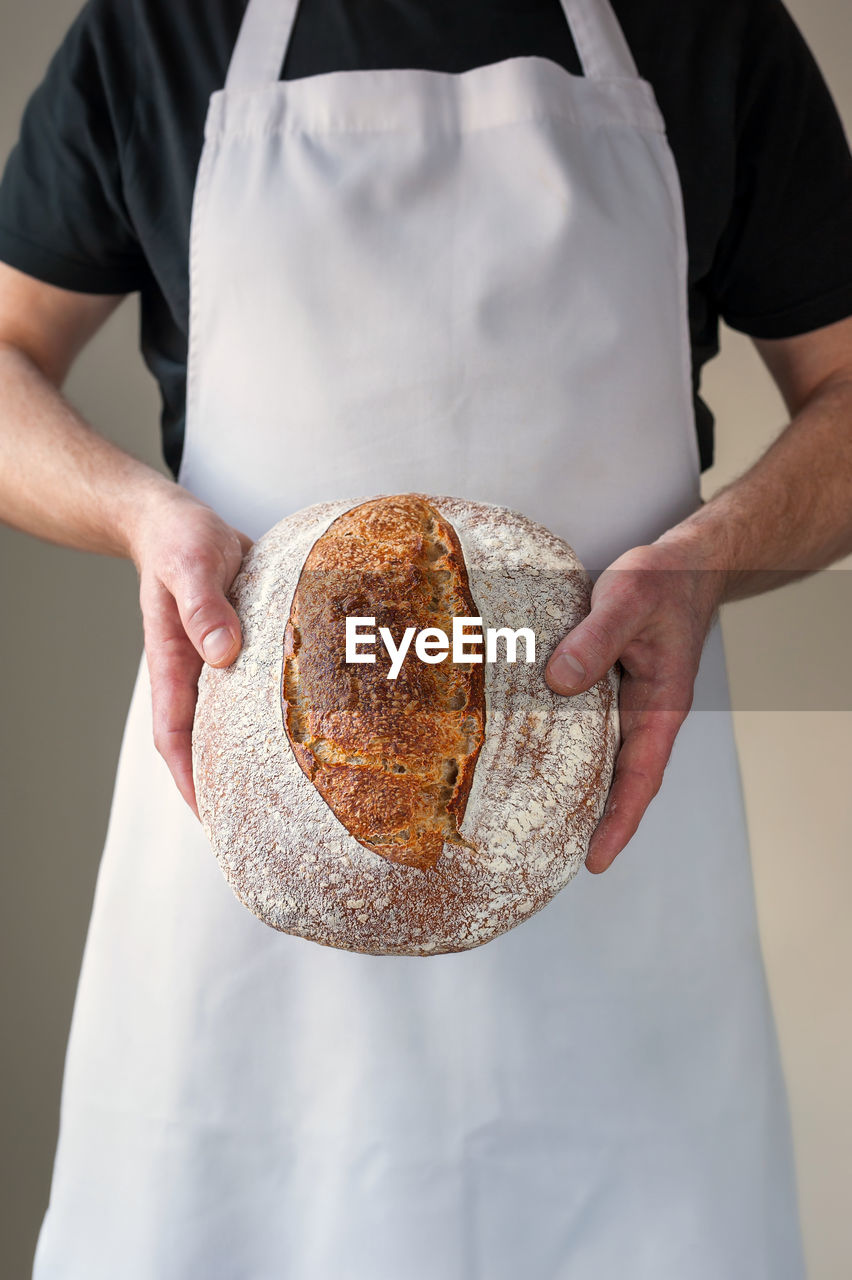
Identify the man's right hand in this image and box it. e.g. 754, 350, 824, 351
130, 489, 253, 817
0, 263, 256, 819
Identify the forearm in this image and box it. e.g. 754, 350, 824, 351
656, 373, 852, 603
0, 340, 177, 561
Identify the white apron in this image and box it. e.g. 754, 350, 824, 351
34, 1, 806, 1275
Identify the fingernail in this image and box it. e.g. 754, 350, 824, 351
202, 627, 234, 664
548, 651, 586, 690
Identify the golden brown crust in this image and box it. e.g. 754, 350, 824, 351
281, 495, 486, 872
192, 494, 621, 956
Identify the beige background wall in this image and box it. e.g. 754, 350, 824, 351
1, 2, 850, 1276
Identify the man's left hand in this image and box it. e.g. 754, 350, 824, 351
544, 539, 726, 874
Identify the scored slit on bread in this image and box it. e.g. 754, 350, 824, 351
282, 494, 486, 872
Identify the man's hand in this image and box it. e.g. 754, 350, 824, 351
130, 489, 253, 818
544, 316, 852, 874
0, 265, 254, 819
544, 541, 726, 874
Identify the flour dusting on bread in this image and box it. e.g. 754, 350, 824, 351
192, 494, 619, 956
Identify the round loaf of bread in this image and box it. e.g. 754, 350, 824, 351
193, 494, 620, 956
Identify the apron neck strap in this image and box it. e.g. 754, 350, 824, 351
561, 0, 639, 80
225, 0, 298, 91
224, 0, 639, 92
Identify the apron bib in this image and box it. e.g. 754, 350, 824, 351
34, 2, 806, 1275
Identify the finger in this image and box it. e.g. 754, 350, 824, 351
141, 575, 203, 818
160, 542, 246, 668
585, 700, 687, 874
545, 579, 652, 697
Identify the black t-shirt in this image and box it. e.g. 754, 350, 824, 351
1, 0, 852, 479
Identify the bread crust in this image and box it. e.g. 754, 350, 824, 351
281, 495, 485, 872
193, 494, 620, 956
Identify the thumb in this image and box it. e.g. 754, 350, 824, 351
198, 614, 242, 666
167, 555, 245, 668
544, 600, 633, 696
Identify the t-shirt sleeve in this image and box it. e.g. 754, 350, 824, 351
0, 0, 144, 294
711, 0, 852, 338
